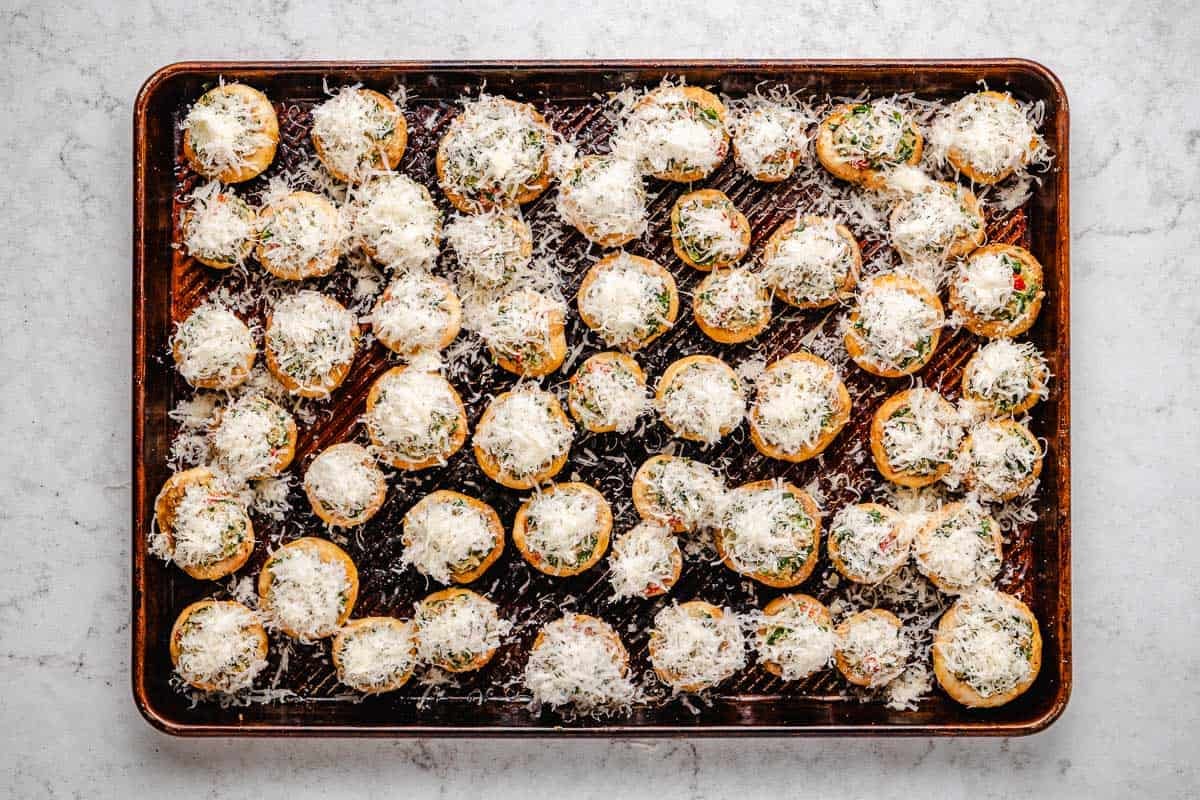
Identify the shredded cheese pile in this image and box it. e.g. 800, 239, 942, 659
881, 389, 964, 476
312, 87, 403, 180
476, 390, 573, 479
173, 304, 255, 386
650, 604, 746, 690
478, 289, 562, 364
267, 291, 357, 386
304, 445, 381, 522
580, 255, 672, 347
963, 421, 1040, 499
524, 615, 638, 713
761, 216, 852, 304
183, 182, 255, 264
264, 547, 352, 640
350, 174, 440, 269
641, 457, 726, 531
522, 489, 603, 569
955, 251, 1018, 317
612, 86, 726, 177
838, 613, 909, 687
174, 603, 267, 693
440, 95, 550, 206
414, 592, 509, 668
366, 369, 461, 464
830, 505, 908, 584
929, 93, 1042, 178
730, 99, 810, 179
444, 211, 530, 289
850, 280, 943, 370
695, 269, 767, 330
371, 271, 454, 353
569, 357, 650, 433
556, 156, 648, 242
719, 484, 816, 576
752, 602, 835, 681
659, 361, 745, 445
211, 394, 292, 480
337, 620, 416, 690
157, 483, 250, 568
753, 358, 840, 454
402, 495, 497, 584
890, 184, 980, 259
966, 339, 1048, 412
936, 587, 1034, 698
607, 521, 679, 600
915, 502, 1001, 592
184, 88, 273, 175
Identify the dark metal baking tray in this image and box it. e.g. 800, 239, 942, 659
133, 59, 1070, 736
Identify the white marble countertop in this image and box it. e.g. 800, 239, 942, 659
2, 0, 1197, 797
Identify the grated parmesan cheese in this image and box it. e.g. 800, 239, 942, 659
183, 85, 274, 176
954, 250, 1019, 318
579, 254, 673, 348
311, 87, 405, 182
335, 618, 416, 692
349, 173, 440, 269
520, 487, 605, 570
760, 216, 854, 305
607, 521, 680, 600
438, 95, 552, 209
525, 614, 638, 714
829, 504, 909, 585
183, 182, 256, 265
478, 288, 564, 368
366, 368, 462, 466
961, 420, 1041, 500
649, 603, 746, 691
964, 339, 1049, 414
915, 501, 1002, 593
371, 271, 458, 354
402, 493, 498, 584
414, 591, 510, 670
673, 195, 747, 266
658, 358, 745, 445
556, 155, 648, 244
936, 587, 1036, 699
444, 211, 532, 289
263, 545, 353, 640
848, 278, 943, 372
173, 602, 268, 693
153, 482, 251, 569
694, 268, 768, 332
304, 443, 384, 525
879, 389, 964, 477
729, 98, 810, 180
172, 303, 255, 388
636, 456, 726, 532
929, 92, 1043, 179
889, 183, 982, 260
266, 291, 358, 393
751, 356, 842, 455
568, 354, 650, 433
751, 600, 835, 681
837, 610, 909, 688
718, 482, 817, 578
611, 86, 727, 178
475, 389, 573, 480
210, 393, 294, 481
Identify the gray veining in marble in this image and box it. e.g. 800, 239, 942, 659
1, 0, 1198, 797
